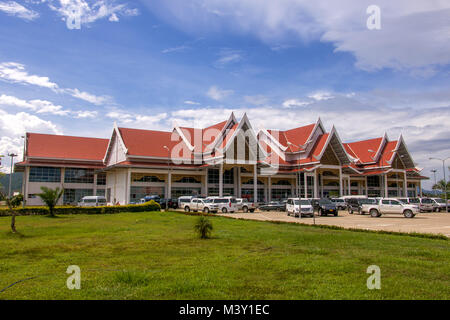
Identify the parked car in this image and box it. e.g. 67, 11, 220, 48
286, 198, 314, 217
258, 201, 285, 211
346, 197, 377, 214
178, 196, 195, 209
78, 196, 107, 207
330, 198, 347, 210
160, 198, 178, 209
236, 198, 257, 212
205, 196, 238, 213
360, 198, 419, 218
183, 198, 219, 213
418, 198, 434, 212
430, 198, 448, 212
311, 198, 338, 216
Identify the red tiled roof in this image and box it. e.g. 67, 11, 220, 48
179, 120, 228, 152
267, 123, 315, 152
118, 127, 192, 159
344, 137, 383, 163
26, 133, 108, 161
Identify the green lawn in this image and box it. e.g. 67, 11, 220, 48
0, 211, 449, 300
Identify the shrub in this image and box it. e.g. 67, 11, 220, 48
0, 200, 161, 217
194, 216, 213, 239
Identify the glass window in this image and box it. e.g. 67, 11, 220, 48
130, 186, 165, 200
97, 173, 106, 185
132, 174, 164, 182
367, 176, 380, 187
63, 189, 93, 204
171, 187, 201, 198
96, 189, 106, 197
382, 200, 390, 205
391, 200, 401, 205
29, 167, 61, 182
64, 168, 94, 184
174, 176, 201, 183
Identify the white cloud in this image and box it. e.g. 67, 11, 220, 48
162, 45, 190, 54
106, 109, 168, 129
0, 62, 58, 90
282, 98, 311, 108
0, 109, 61, 172
144, 0, 450, 72
206, 85, 233, 101
215, 49, 242, 67
0, 62, 111, 105
308, 90, 334, 101
0, 1, 39, 21
184, 100, 200, 105
48, 0, 139, 27
0, 94, 97, 117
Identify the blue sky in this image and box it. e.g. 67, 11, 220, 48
0, 0, 449, 188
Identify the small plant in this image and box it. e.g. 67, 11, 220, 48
194, 216, 213, 239
6, 194, 23, 233
37, 186, 64, 217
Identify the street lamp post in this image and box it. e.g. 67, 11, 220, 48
163, 146, 170, 212
429, 157, 449, 212
8, 153, 18, 198
430, 169, 437, 188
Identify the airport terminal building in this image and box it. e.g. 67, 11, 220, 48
15, 113, 428, 206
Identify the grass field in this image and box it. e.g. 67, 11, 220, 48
0, 211, 449, 300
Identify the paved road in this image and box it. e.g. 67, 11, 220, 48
218, 210, 450, 237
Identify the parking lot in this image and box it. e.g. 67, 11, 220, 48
218, 210, 450, 237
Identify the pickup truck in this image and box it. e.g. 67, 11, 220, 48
184, 198, 219, 213
360, 198, 419, 218
236, 198, 257, 213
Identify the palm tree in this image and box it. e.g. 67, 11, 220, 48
432, 179, 450, 192
37, 187, 64, 217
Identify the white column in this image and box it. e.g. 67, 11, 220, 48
384, 174, 388, 198
313, 170, 318, 198
93, 173, 98, 196
320, 173, 324, 198
23, 166, 29, 207
268, 176, 272, 202
304, 174, 308, 199
59, 168, 65, 205
219, 163, 223, 197
347, 177, 351, 196
419, 180, 423, 197
126, 169, 131, 204
253, 164, 257, 203
295, 174, 298, 197
403, 171, 408, 197
339, 168, 343, 197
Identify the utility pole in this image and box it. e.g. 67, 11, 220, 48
8, 153, 18, 198
429, 157, 449, 213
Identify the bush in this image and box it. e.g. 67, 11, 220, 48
0, 200, 161, 217
194, 216, 213, 239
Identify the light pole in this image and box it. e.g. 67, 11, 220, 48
8, 153, 18, 198
429, 157, 449, 212
430, 169, 437, 188
163, 146, 170, 212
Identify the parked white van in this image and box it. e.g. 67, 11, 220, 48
78, 196, 107, 207
206, 196, 238, 213
286, 198, 314, 217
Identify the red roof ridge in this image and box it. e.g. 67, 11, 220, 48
27, 132, 109, 141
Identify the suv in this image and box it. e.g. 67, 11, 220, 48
206, 197, 238, 213
236, 198, 257, 213
418, 198, 434, 212
286, 198, 314, 217
311, 198, 338, 216
361, 198, 419, 218
184, 198, 219, 213
430, 198, 448, 212
346, 198, 377, 214
330, 198, 347, 210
